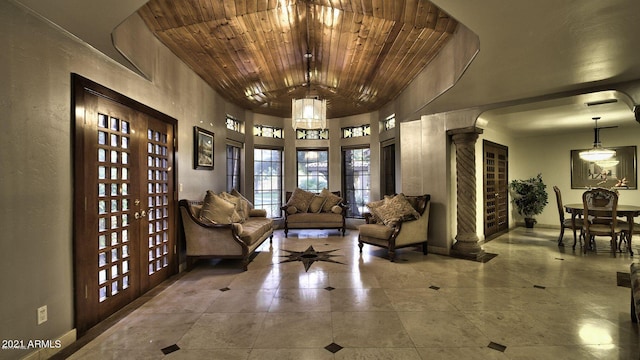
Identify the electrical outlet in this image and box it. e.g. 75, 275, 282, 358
37, 305, 47, 325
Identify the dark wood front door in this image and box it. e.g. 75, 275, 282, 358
72, 75, 177, 335
483, 141, 509, 238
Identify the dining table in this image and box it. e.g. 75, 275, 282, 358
564, 203, 640, 256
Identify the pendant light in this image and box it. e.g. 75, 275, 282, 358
579, 117, 615, 162
292, 1, 327, 130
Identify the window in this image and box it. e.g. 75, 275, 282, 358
381, 114, 396, 131
343, 147, 371, 218
254, 148, 283, 218
226, 144, 241, 192
342, 125, 371, 138
296, 129, 329, 140
225, 115, 244, 133
297, 149, 328, 192
254, 125, 283, 138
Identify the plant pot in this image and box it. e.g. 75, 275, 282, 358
524, 217, 536, 228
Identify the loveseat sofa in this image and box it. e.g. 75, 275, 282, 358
178, 190, 273, 271
280, 188, 347, 237
358, 193, 431, 262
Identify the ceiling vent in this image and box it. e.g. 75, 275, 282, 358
585, 99, 618, 106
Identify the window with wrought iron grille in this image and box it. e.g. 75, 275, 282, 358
296, 129, 329, 140
381, 114, 396, 131
225, 115, 244, 133
253, 125, 283, 138
342, 125, 371, 138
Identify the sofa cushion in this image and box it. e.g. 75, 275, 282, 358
309, 195, 327, 213
286, 212, 343, 224
249, 208, 267, 217
370, 193, 420, 226
359, 223, 394, 240
238, 218, 274, 245
199, 191, 236, 224
320, 188, 342, 212
286, 188, 316, 212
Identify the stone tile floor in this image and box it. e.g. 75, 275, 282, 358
66, 227, 639, 359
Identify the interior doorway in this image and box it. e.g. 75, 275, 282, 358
72, 75, 178, 335
380, 141, 396, 196
483, 140, 509, 239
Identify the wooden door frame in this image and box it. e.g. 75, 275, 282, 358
71, 74, 179, 335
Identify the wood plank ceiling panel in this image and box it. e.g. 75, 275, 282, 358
138, 0, 457, 118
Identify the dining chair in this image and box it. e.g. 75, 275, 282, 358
582, 188, 624, 255
619, 220, 640, 253
553, 186, 581, 247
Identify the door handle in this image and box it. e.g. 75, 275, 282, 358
134, 210, 147, 220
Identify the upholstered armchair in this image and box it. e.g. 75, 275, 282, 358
358, 194, 430, 262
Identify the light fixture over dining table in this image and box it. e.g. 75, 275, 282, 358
579, 117, 616, 162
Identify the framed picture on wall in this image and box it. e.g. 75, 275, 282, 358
570, 145, 637, 189
194, 126, 214, 170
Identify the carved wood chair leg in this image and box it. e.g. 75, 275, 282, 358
389, 250, 396, 262
558, 227, 565, 246
358, 241, 363, 253
422, 242, 428, 255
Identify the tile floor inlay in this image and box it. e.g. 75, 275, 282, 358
279, 245, 344, 271
487, 341, 507, 352
324, 342, 343, 353
161, 344, 180, 355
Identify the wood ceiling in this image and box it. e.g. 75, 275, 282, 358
138, 0, 458, 119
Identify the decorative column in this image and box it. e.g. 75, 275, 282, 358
447, 127, 485, 260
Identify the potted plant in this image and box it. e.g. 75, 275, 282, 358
509, 173, 549, 228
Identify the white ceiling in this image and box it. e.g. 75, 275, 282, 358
13, 0, 640, 136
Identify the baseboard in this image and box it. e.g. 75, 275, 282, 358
21, 328, 76, 360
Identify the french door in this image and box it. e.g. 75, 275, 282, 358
73, 75, 177, 335
483, 141, 509, 238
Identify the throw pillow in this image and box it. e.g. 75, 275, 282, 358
365, 196, 391, 223
370, 193, 420, 226
199, 191, 237, 224
219, 192, 245, 223
230, 189, 254, 209
308, 195, 326, 213
286, 188, 315, 213
320, 188, 343, 212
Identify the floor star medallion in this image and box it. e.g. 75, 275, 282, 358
279, 245, 344, 272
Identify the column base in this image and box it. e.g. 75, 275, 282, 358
451, 234, 485, 261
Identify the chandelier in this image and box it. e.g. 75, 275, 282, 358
579, 117, 615, 162
292, 2, 327, 130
